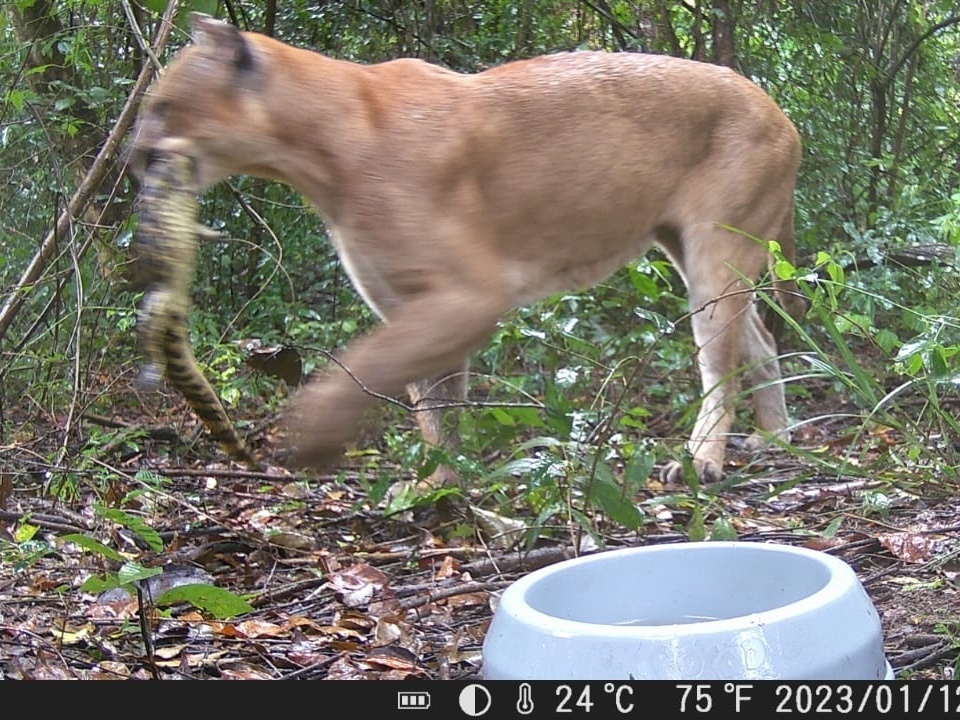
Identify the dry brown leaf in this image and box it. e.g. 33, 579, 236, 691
29, 664, 76, 680
269, 531, 318, 551
89, 661, 131, 679
470, 505, 526, 549
328, 563, 389, 607
288, 646, 333, 667
280, 481, 311, 499
329, 640, 364, 652
335, 608, 377, 632
154, 650, 230, 669
765, 479, 875, 512
213, 619, 287, 639
440, 591, 487, 609
246, 508, 287, 532
364, 645, 419, 672
283, 615, 328, 633
368, 597, 404, 617
154, 643, 187, 660
23, 650, 75, 680
374, 615, 414, 647
879, 532, 946, 564
799, 536, 847, 552
325, 656, 369, 679
50, 620, 93, 645
439, 642, 483, 667
434, 555, 461, 579
219, 662, 276, 679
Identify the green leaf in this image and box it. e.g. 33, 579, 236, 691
568, 507, 603, 548
708, 516, 738, 540
589, 471, 644, 530
930, 345, 950, 376
687, 503, 705, 541
118, 562, 163, 586
627, 270, 661, 298
97, 507, 164, 552
622, 449, 656, 494
487, 455, 551, 480
822, 515, 844, 538
774, 259, 796, 279
383, 483, 460, 515
679, 453, 700, 494
5, 88, 26, 112
156, 583, 254, 619
873, 328, 900, 354
14, 522, 39, 544
60, 533, 126, 562
134, 469, 168, 487
633, 307, 676, 335
81, 573, 124, 594
824, 261, 845, 285
9, 540, 56, 573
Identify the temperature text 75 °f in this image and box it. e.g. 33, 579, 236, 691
678, 684, 755, 713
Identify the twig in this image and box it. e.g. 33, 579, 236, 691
0, 510, 87, 534
397, 579, 513, 611
461, 545, 582, 577
893, 639, 956, 674
145, 466, 291, 481
120, 0, 165, 72
280, 654, 343, 680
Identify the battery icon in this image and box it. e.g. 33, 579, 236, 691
398, 692, 432, 710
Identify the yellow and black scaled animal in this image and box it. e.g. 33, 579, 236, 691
130, 150, 256, 466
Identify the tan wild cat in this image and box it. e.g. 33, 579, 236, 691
129, 14, 805, 484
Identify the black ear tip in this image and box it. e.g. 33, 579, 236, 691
187, 13, 255, 74
235, 35, 255, 73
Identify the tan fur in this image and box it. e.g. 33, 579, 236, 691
130, 14, 805, 484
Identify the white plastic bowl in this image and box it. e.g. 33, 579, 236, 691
482, 541, 892, 680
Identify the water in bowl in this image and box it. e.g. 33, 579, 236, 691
614, 614, 721, 626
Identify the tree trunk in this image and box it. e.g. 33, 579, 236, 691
711, 0, 736, 67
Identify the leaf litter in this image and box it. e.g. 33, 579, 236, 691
4, 404, 960, 680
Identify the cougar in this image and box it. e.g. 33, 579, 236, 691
129, 13, 805, 485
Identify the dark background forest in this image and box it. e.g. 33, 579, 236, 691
3, 0, 960, 681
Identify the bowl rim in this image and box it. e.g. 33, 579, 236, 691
499, 541, 864, 638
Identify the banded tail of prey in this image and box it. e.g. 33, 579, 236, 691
130, 150, 257, 467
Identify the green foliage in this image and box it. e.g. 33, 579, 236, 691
154, 583, 254, 619
480, 384, 657, 541
3, 1, 960, 544
55, 489, 253, 618
770, 245, 960, 481
0, 520, 58, 572
97, 505, 164, 552
60, 532, 127, 563
79, 562, 161, 595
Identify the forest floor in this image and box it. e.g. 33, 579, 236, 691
2, 373, 960, 681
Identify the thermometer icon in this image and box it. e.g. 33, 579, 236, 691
516, 683, 535, 715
